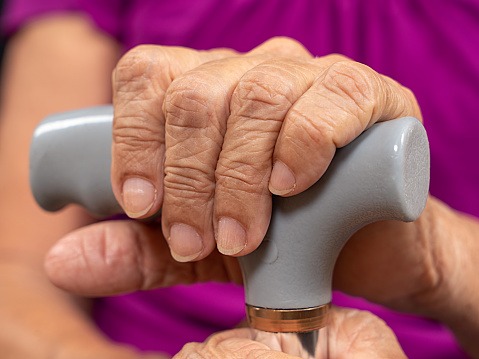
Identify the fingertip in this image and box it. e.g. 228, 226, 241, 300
122, 177, 159, 219
44, 240, 64, 277
216, 217, 247, 256
44, 232, 83, 290
269, 161, 297, 196
168, 223, 204, 262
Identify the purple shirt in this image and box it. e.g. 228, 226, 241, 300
3, 0, 478, 357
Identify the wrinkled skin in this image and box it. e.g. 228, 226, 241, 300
174, 307, 407, 359
45, 38, 479, 357
46, 37, 430, 306
109, 38, 420, 262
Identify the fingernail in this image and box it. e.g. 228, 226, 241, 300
169, 224, 203, 262
269, 161, 296, 195
122, 177, 157, 218
217, 217, 247, 255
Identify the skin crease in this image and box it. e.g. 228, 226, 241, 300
110, 38, 421, 262
173, 307, 407, 359
2, 13, 478, 358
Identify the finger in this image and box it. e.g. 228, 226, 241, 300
269, 60, 422, 196
162, 55, 272, 262
112, 45, 236, 219
329, 306, 407, 358
213, 57, 323, 256
44, 221, 242, 296
175, 307, 406, 359
161, 37, 317, 262
174, 329, 297, 359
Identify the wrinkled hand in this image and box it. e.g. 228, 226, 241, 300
45, 37, 435, 305
45, 37, 423, 297
111, 37, 420, 262
44, 37, 479, 358
173, 307, 406, 359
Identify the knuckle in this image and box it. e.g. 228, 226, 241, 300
115, 46, 156, 87
321, 60, 379, 115
321, 53, 351, 62
216, 158, 268, 194
164, 164, 215, 200
313, 53, 352, 68
112, 117, 162, 170
257, 36, 312, 58
113, 45, 170, 99
113, 116, 161, 150
287, 105, 336, 146
232, 68, 293, 118
265, 36, 303, 47
164, 72, 227, 129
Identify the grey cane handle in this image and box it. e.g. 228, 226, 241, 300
30, 106, 121, 217
239, 117, 429, 309
30, 106, 430, 311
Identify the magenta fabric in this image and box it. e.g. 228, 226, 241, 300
1, 0, 125, 40
92, 282, 246, 355
2, 0, 478, 357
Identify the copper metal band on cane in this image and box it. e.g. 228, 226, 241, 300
246, 303, 331, 333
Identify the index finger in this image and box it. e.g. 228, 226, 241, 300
111, 45, 236, 219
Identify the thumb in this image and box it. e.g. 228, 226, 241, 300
45, 220, 242, 297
